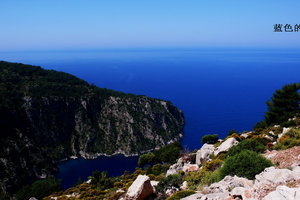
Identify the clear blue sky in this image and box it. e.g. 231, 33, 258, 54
0, 1, 299, 51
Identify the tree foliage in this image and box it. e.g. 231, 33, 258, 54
201, 134, 219, 144
265, 83, 300, 125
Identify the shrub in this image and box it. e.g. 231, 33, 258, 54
201, 134, 219, 144
226, 139, 266, 157
155, 174, 183, 193
202, 159, 223, 171
16, 176, 61, 200
90, 170, 115, 190
227, 129, 238, 136
138, 152, 156, 166
150, 164, 170, 176
220, 150, 273, 180
155, 142, 182, 164
166, 190, 195, 200
274, 128, 300, 150
228, 133, 242, 141
184, 169, 222, 190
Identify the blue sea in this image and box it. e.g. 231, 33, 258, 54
1, 48, 300, 188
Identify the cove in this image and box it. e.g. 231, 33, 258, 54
55, 155, 138, 189
2, 48, 300, 189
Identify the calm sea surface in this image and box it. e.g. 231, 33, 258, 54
1, 48, 300, 188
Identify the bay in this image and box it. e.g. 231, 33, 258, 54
1, 48, 300, 188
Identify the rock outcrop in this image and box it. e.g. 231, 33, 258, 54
184, 166, 300, 200
125, 175, 154, 200
264, 186, 300, 200
214, 137, 238, 156
203, 175, 253, 194
166, 158, 185, 176
196, 144, 215, 165
254, 167, 300, 188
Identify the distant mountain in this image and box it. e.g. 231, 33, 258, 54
0, 61, 184, 195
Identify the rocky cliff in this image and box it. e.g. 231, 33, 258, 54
0, 61, 184, 194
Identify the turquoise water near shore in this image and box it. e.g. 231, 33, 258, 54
1, 48, 300, 188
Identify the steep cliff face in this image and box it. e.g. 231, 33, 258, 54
0, 61, 184, 194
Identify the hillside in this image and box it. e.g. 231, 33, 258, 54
0, 61, 184, 196
37, 83, 300, 200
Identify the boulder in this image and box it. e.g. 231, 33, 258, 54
29, 198, 38, 200
166, 157, 185, 176
196, 144, 215, 165
165, 187, 179, 196
166, 162, 183, 176
277, 127, 291, 142
180, 181, 188, 190
181, 192, 229, 200
182, 163, 199, 173
214, 137, 238, 156
241, 132, 252, 139
204, 175, 253, 194
125, 175, 154, 200
264, 186, 300, 200
254, 167, 300, 188
231, 187, 254, 200
150, 181, 159, 193
181, 193, 204, 200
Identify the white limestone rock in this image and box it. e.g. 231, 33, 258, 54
277, 127, 291, 142
181, 192, 229, 200
182, 163, 199, 173
125, 175, 154, 200
204, 175, 253, 194
166, 157, 185, 176
214, 137, 239, 156
254, 167, 300, 188
165, 187, 179, 196
196, 144, 215, 165
180, 181, 188, 190
264, 186, 300, 200
150, 181, 159, 193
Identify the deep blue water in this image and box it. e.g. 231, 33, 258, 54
1, 48, 300, 188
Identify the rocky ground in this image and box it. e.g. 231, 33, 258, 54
264, 146, 300, 169
44, 118, 300, 200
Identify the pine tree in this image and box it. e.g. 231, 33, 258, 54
265, 83, 300, 125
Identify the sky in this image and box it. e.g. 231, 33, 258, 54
0, 1, 300, 51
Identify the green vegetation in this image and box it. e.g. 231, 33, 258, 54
145, 163, 170, 176
166, 190, 195, 200
255, 83, 300, 128
156, 174, 183, 193
201, 134, 219, 144
227, 129, 238, 136
220, 150, 273, 180
184, 168, 222, 190
274, 128, 300, 150
226, 139, 266, 157
16, 177, 61, 200
90, 171, 115, 190
138, 142, 182, 167
138, 152, 155, 166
